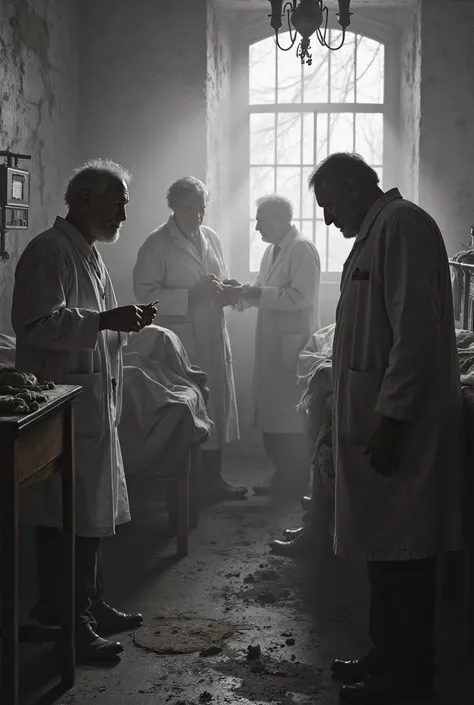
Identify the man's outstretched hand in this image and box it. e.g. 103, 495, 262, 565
99, 304, 157, 333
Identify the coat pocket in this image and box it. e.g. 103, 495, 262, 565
342, 369, 385, 445
62, 372, 104, 439
170, 322, 197, 362
281, 333, 304, 371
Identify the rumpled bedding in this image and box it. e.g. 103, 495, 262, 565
0, 327, 212, 477
296, 324, 474, 499
297, 325, 335, 496
119, 325, 211, 476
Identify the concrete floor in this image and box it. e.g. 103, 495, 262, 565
15, 452, 474, 705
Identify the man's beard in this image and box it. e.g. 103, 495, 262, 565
92, 225, 121, 243
341, 228, 357, 240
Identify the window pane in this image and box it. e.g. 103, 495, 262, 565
355, 113, 383, 165
250, 221, 268, 272
250, 113, 276, 165
329, 30, 355, 103
249, 37, 276, 105
276, 113, 301, 165
327, 225, 353, 272
328, 113, 354, 153
315, 221, 328, 272
302, 112, 314, 165
250, 166, 275, 214
300, 220, 316, 245
302, 169, 315, 219
316, 113, 329, 162
276, 167, 301, 219
277, 34, 302, 103
356, 36, 384, 103
303, 50, 329, 102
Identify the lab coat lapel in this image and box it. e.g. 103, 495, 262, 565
199, 226, 210, 267
267, 225, 298, 279
354, 189, 402, 245
54, 217, 105, 306
167, 216, 202, 266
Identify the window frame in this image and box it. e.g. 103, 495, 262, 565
229, 14, 400, 283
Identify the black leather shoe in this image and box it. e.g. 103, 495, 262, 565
270, 527, 314, 556
331, 650, 380, 684
202, 480, 248, 504
339, 673, 436, 704
76, 622, 124, 664
282, 526, 307, 540
90, 600, 143, 634
301, 495, 312, 510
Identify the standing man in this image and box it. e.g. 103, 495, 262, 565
12, 159, 156, 664
133, 176, 246, 503
309, 152, 464, 704
239, 195, 321, 496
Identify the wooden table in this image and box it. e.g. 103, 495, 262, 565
0, 385, 81, 705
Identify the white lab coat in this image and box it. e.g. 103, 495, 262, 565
133, 216, 239, 450
333, 189, 465, 561
245, 226, 321, 433
11, 217, 130, 537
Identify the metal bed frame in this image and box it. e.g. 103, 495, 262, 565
448, 259, 474, 652
449, 259, 474, 330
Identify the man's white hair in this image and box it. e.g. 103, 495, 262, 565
256, 194, 293, 221
65, 158, 132, 206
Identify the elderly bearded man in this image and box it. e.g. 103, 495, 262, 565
239, 194, 321, 497
309, 152, 465, 704
12, 159, 157, 664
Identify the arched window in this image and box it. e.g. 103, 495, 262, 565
248, 30, 385, 273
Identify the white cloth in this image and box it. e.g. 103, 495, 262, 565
133, 216, 239, 450
0, 333, 16, 368
332, 189, 465, 560
119, 325, 212, 476
11, 216, 130, 537
238, 225, 321, 433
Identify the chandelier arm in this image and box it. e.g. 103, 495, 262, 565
316, 5, 330, 47
274, 3, 297, 51
275, 28, 298, 52
318, 28, 346, 51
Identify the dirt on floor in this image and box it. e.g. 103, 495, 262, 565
15, 455, 474, 705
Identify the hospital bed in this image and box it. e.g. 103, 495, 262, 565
0, 325, 212, 557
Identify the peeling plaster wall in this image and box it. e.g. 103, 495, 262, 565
206, 1, 232, 258
79, 0, 208, 306
0, 0, 79, 333
399, 1, 421, 202
418, 0, 474, 255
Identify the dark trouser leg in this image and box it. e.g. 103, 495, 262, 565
367, 557, 437, 682
35, 526, 102, 627
262, 432, 310, 492
75, 536, 103, 627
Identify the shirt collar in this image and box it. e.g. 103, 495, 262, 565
354, 188, 402, 244
54, 215, 97, 260
276, 224, 298, 252
168, 214, 202, 241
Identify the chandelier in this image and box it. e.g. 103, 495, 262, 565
268, 0, 353, 65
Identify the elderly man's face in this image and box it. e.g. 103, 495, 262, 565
255, 204, 286, 244
315, 182, 363, 240
86, 178, 129, 243
174, 191, 206, 235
